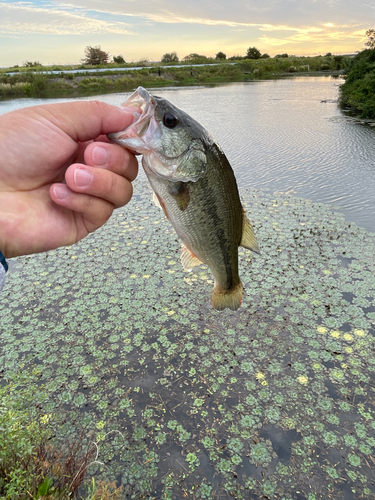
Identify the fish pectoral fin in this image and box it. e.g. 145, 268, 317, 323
152, 192, 163, 210
168, 182, 190, 211
241, 212, 260, 254
152, 192, 170, 220
181, 245, 203, 271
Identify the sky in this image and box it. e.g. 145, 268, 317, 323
0, 0, 373, 67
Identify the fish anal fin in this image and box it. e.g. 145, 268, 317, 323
153, 192, 170, 221
211, 282, 243, 311
181, 245, 203, 271
240, 209, 260, 254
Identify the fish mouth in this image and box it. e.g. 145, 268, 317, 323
108, 87, 158, 151
109, 86, 189, 164
109, 87, 206, 183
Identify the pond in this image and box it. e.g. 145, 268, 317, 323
1, 78, 375, 499
1, 76, 375, 233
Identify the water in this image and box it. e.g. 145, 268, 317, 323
2, 78, 375, 498
1, 76, 374, 232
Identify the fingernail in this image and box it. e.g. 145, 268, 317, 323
74, 168, 93, 188
92, 146, 108, 166
53, 184, 69, 200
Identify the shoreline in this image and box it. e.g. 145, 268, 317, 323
0, 60, 346, 101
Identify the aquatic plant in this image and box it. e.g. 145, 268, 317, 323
1, 180, 375, 498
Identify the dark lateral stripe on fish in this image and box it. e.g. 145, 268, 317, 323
198, 174, 238, 291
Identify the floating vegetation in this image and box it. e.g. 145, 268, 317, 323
1, 180, 375, 499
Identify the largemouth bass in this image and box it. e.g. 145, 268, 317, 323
109, 86, 259, 311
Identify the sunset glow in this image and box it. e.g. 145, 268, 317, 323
0, 0, 370, 66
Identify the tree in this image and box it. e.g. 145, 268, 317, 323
113, 55, 125, 64
365, 29, 375, 49
333, 55, 344, 70
246, 47, 261, 59
23, 61, 42, 67
215, 51, 226, 60
260, 53, 270, 59
275, 53, 289, 58
183, 53, 209, 64
161, 52, 179, 63
83, 46, 109, 65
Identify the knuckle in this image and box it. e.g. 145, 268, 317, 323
88, 100, 108, 115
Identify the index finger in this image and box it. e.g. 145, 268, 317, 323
26, 101, 136, 143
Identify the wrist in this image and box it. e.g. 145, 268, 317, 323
0, 249, 8, 272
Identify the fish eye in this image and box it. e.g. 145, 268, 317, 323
163, 112, 178, 129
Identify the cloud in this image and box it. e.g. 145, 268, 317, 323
56, 0, 375, 28
0, 0, 370, 65
0, 1, 134, 35
259, 23, 366, 50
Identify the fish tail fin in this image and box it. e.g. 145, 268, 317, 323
211, 282, 243, 311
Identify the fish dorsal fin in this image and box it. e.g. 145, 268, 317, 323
181, 245, 203, 271
241, 212, 260, 254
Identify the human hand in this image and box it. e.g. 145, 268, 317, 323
0, 101, 138, 258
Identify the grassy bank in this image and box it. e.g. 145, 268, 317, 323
0, 55, 349, 99
0, 372, 123, 499
339, 49, 375, 119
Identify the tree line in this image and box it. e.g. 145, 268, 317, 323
80, 45, 350, 67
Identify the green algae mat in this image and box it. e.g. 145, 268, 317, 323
1, 180, 375, 499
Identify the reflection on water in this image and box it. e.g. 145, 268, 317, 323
1, 77, 374, 232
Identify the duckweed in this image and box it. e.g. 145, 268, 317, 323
1, 180, 375, 498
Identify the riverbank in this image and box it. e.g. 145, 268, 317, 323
0, 55, 348, 100
339, 49, 375, 119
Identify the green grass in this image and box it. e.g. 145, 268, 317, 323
0, 55, 350, 99
0, 374, 123, 499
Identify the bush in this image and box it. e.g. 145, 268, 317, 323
215, 51, 226, 60
246, 47, 261, 59
113, 55, 125, 64
0, 375, 119, 499
161, 52, 179, 63
340, 49, 375, 118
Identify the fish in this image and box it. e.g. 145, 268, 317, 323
108, 86, 259, 311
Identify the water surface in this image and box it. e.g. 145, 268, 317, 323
2, 78, 375, 498
1, 77, 374, 231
